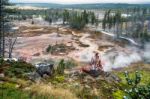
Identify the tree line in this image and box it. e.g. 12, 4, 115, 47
45, 9, 98, 30
0, 0, 17, 58
102, 8, 150, 43
14, 9, 98, 30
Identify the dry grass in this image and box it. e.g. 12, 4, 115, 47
30, 83, 78, 99
19, 26, 59, 37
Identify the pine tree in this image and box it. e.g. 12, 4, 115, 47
91, 12, 96, 25
115, 11, 121, 38
63, 10, 69, 24
108, 16, 113, 31
69, 12, 86, 30
82, 10, 88, 24
0, 0, 9, 57
102, 11, 107, 30
0, 0, 15, 58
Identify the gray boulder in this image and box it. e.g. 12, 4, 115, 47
36, 63, 54, 77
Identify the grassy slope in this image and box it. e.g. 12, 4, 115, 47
0, 61, 150, 99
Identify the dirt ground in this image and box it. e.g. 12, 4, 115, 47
11, 20, 142, 71
12, 21, 115, 65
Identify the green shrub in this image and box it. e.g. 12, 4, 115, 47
46, 45, 52, 53
65, 59, 77, 69
123, 71, 150, 99
4, 61, 35, 79
56, 59, 65, 75
0, 58, 4, 65
46, 44, 66, 54
56, 59, 77, 75
46, 43, 75, 55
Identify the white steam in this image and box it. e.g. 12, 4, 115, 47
103, 51, 142, 71
143, 43, 150, 63
102, 44, 150, 71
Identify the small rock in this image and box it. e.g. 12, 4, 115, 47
0, 81, 4, 84
24, 87, 31, 91
0, 73, 5, 78
16, 85, 20, 88
33, 53, 40, 56
73, 82, 80, 87
85, 85, 91, 89
68, 78, 74, 82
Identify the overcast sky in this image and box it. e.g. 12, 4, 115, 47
10, 0, 150, 4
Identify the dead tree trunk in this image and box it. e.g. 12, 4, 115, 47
8, 37, 17, 58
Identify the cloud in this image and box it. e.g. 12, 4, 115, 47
10, 0, 150, 4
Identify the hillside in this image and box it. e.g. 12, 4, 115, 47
15, 3, 150, 9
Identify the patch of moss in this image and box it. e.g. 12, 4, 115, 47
54, 75, 65, 83
112, 90, 125, 99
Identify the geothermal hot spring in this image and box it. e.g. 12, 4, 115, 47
13, 16, 150, 72
78, 45, 150, 71
71, 33, 150, 71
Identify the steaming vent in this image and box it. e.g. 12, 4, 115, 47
102, 43, 150, 71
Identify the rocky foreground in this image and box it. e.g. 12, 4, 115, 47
0, 59, 150, 99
